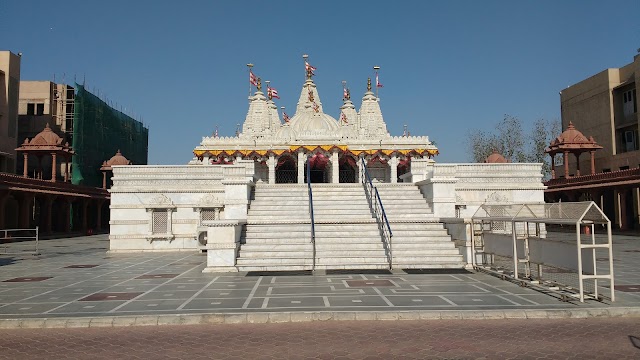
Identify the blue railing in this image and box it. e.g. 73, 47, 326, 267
361, 158, 393, 269
306, 157, 316, 271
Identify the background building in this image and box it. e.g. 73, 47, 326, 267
547, 52, 640, 229
560, 53, 639, 174
0, 51, 21, 173
17, 82, 149, 186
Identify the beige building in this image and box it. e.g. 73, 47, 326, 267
0, 51, 21, 173
560, 53, 639, 174
18, 81, 74, 143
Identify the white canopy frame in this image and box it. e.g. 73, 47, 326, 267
471, 201, 614, 303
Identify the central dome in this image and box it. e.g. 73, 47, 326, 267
290, 112, 340, 133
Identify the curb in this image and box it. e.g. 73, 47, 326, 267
1, 307, 640, 329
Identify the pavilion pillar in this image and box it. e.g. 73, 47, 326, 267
102, 171, 107, 189
575, 152, 581, 176
358, 154, 366, 182
65, 157, 70, 182
390, 154, 398, 183
331, 150, 339, 184
22, 153, 28, 177
297, 150, 305, 184
550, 154, 556, 179
563, 151, 569, 178
51, 153, 57, 182
267, 155, 275, 185
590, 151, 596, 175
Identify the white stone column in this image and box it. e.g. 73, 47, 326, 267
358, 154, 365, 182
331, 150, 339, 184
390, 154, 398, 183
268, 154, 275, 184
297, 150, 305, 184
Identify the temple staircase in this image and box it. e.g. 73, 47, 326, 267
236, 183, 464, 271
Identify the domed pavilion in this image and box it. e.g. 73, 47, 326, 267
545, 121, 603, 179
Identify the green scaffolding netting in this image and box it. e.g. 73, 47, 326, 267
71, 83, 149, 187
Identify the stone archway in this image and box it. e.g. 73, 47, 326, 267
275, 155, 297, 184
305, 153, 329, 183
339, 155, 357, 183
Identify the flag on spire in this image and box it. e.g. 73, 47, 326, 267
282, 111, 290, 123
343, 87, 348, 100
313, 102, 320, 113
249, 70, 258, 87
267, 86, 280, 99
376, 72, 383, 88
305, 61, 316, 75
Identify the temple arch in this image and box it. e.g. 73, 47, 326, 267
275, 154, 297, 183
339, 154, 357, 183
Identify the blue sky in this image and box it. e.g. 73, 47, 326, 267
2, 0, 639, 164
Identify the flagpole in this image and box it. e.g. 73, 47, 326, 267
247, 63, 254, 98
373, 66, 380, 99
265, 80, 271, 100
302, 54, 308, 82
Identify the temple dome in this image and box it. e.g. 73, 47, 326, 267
290, 112, 340, 133
276, 123, 297, 140
31, 123, 62, 145
485, 150, 508, 163
551, 121, 591, 146
106, 150, 130, 166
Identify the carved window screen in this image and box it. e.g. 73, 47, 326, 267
152, 211, 168, 234
201, 209, 216, 222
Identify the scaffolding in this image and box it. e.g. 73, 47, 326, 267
471, 202, 615, 303
71, 84, 148, 187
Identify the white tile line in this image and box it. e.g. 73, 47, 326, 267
438, 295, 457, 306
373, 287, 395, 307
176, 276, 220, 310
242, 276, 263, 309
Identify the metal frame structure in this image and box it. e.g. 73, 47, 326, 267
471, 202, 614, 302
0, 227, 39, 255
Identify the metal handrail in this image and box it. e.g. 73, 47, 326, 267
306, 157, 316, 271
0, 227, 39, 255
360, 158, 393, 269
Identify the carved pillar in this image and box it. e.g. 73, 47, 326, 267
51, 153, 57, 182
331, 150, 339, 184
65, 157, 70, 182
102, 171, 107, 189
358, 154, 365, 182
390, 154, 398, 183
551, 154, 556, 179
575, 152, 581, 176
297, 150, 305, 184
267, 154, 275, 184
590, 150, 596, 175
563, 151, 569, 178
23, 153, 28, 177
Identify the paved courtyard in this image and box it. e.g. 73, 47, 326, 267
0, 233, 638, 321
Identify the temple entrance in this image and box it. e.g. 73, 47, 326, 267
339, 156, 357, 183
304, 153, 329, 183
397, 158, 410, 183
275, 155, 297, 183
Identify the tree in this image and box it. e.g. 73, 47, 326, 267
467, 115, 561, 179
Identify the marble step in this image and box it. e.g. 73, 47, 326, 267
240, 250, 386, 258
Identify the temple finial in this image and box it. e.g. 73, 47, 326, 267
257, 78, 262, 91
367, 78, 372, 92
